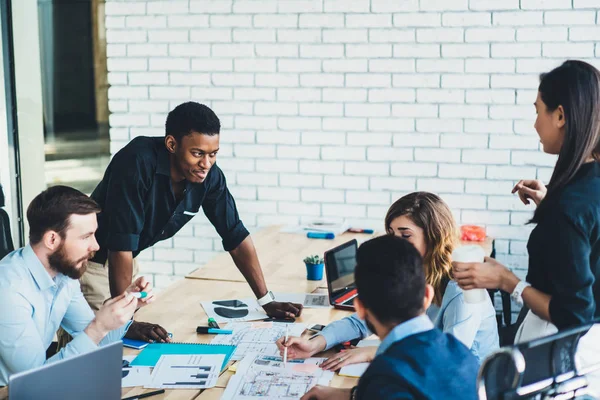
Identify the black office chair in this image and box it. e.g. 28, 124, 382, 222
0, 184, 14, 260
478, 321, 600, 400
486, 242, 528, 346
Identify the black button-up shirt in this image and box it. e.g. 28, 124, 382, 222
91, 136, 249, 264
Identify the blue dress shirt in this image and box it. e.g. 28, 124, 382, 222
320, 280, 499, 363
0, 246, 130, 386
375, 315, 434, 356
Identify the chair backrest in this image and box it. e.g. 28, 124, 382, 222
0, 209, 14, 260
0, 184, 14, 260
478, 322, 599, 400
487, 240, 528, 347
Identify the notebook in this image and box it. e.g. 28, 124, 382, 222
338, 339, 381, 378
123, 333, 174, 350
122, 338, 150, 350
130, 342, 236, 371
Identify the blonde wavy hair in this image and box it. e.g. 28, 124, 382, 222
384, 192, 459, 306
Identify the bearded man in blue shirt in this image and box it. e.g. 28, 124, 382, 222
0, 186, 155, 386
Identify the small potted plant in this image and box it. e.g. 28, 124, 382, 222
303, 254, 325, 281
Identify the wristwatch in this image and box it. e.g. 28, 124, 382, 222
350, 386, 358, 400
257, 290, 275, 306
511, 280, 531, 306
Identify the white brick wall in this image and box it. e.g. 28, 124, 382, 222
105, 0, 600, 288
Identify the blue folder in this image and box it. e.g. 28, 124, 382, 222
129, 342, 236, 370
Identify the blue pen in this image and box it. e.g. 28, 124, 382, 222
307, 232, 335, 239
196, 326, 233, 334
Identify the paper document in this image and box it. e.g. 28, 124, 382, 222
146, 354, 224, 389
201, 298, 267, 323
281, 219, 349, 235
274, 293, 331, 308
122, 355, 151, 388
338, 363, 369, 378
221, 353, 334, 400
338, 338, 381, 378
211, 322, 307, 360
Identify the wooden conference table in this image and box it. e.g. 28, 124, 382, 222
121, 226, 493, 400
186, 225, 494, 287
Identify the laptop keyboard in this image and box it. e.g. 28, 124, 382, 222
342, 293, 358, 305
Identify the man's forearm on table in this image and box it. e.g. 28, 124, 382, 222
108, 250, 134, 298
229, 236, 268, 298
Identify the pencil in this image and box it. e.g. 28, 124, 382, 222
283, 324, 289, 367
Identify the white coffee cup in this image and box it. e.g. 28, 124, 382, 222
452, 245, 488, 304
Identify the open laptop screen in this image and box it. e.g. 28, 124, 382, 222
325, 239, 358, 296
9, 341, 122, 400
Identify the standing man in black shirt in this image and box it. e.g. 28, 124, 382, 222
78, 102, 302, 342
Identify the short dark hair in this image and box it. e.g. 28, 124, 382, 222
165, 101, 220, 142
27, 185, 101, 244
355, 235, 425, 325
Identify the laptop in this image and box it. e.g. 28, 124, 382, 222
9, 341, 122, 400
324, 239, 358, 311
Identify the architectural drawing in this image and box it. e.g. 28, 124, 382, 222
211, 322, 307, 360
221, 353, 334, 400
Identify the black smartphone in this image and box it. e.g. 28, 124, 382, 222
308, 324, 326, 332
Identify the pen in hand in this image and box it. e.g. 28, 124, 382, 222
283, 324, 289, 367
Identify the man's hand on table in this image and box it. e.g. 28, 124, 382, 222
125, 321, 171, 343
263, 301, 303, 319
301, 386, 352, 400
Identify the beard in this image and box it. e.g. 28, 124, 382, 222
48, 243, 93, 280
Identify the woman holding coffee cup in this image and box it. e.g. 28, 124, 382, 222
276, 192, 499, 368
454, 60, 600, 343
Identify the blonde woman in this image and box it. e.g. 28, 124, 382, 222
277, 192, 499, 368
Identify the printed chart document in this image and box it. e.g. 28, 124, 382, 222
201, 298, 267, 323
146, 354, 224, 389
122, 355, 151, 388
211, 322, 307, 360
222, 353, 334, 400
338, 339, 381, 378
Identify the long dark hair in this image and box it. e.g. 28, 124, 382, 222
532, 60, 600, 223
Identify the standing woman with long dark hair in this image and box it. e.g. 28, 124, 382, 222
453, 60, 600, 342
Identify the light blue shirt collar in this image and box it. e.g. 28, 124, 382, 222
22, 244, 56, 291
376, 314, 434, 356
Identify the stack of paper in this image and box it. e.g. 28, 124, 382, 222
145, 354, 223, 389
122, 356, 151, 388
